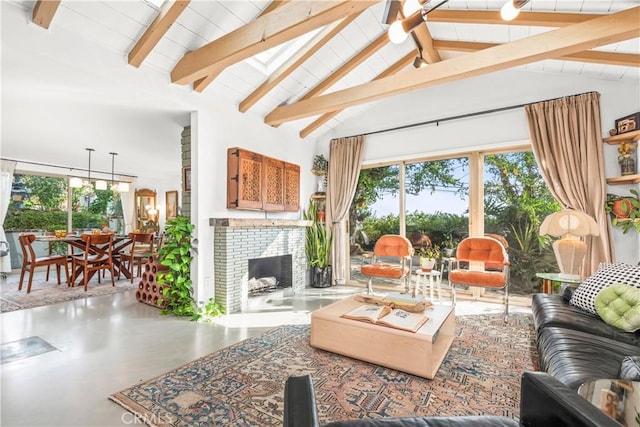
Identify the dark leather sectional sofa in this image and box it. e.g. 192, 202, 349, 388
283, 291, 640, 427
532, 292, 640, 390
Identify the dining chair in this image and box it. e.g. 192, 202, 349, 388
71, 233, 116, 291
448, 236, 510, 322
118, 232, 154, 283
18, 234, 70, 293
360, 234, 413, 295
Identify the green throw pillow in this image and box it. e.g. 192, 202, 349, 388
595, 284, 640, 333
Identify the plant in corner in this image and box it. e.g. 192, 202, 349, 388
157, 216, 198, 317
605, 189, 640, 233
303, 201, 333, 287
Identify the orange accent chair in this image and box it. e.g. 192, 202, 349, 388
360, 234, 413, 295
18, 234, 70, 293
448, 236, 510, 321
70, 233, 116, 291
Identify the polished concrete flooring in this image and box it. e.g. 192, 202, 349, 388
0, 272, 530, 427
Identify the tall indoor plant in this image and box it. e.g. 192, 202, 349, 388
158, 216, 198, 316
304, 201, 333, 287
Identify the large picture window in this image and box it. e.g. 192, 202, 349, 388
348, 148, 558, 300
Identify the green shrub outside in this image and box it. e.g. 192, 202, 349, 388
3, 210, 107, 231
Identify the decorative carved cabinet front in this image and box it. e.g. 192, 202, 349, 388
227, 147, 300, 212
227, 148, 263, 210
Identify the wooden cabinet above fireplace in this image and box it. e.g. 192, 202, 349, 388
227, 147, 300, 212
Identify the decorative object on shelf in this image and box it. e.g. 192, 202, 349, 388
303, 201, 333, 288
312, 154, 328, 193
615, 112, 640, 135
418, 245, 440, 271
539, 209, 599, 280
618, 140, 637, 176
609, 128, 618, 136
605, 190, 640, 233
311, 154, 328, 175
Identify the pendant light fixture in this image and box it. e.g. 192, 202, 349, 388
500, 0, 530, 21
109, 152, 119, 192
108, 151, 130, 193
387, 0, 448, 44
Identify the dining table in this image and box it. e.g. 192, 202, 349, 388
35, 234, 133, 286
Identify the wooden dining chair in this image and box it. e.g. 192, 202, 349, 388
448, 236, 510, 322
118, 232, 154, 283
18, 234, 70, 293
71, 233, 116, 291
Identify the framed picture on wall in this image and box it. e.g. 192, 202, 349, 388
166, 190, 178, 220
183, 166, 191, 192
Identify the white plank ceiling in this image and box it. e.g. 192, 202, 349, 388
5, 0, 640, 140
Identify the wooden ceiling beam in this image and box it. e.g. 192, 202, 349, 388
171, 0, 378, 85
32, 1, 61, 29
237, 12, 362, 109
413, 24, 441, 64
434, 40, 640, 67
193, 1, 289, 92
299, 51, 415, 138
269, 31, 389, 128
259, 0, 289, 17
265, 7, 640, 126
426, 9, 603, 26
128, 0, 190, 68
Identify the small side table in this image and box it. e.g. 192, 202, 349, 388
535, 272, 582, 294
577, 379, 639, 426
414, 269, 442, 302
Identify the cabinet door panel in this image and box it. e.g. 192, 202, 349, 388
263, 156, 285, 211
227, 148, 263, 210
284, 162, 300, 212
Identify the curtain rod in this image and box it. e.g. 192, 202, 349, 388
344, 91, 598, 139
0, 157, 137, 179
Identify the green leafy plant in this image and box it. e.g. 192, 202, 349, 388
418, 245, 440, 259
158, 216, 198, 317
606, 189, 640, 233
303, 201, 333, 268
312, 154, 328, 174
192, 297, 225, 322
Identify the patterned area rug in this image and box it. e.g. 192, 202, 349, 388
1, 275, 137, 313
109, 313, 539, 426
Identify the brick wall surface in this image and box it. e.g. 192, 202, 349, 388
213, 226, 306, 313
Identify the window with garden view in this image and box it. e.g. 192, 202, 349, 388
348, 149, 559, 299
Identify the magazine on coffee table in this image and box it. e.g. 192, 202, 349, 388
341, 304, 429, 333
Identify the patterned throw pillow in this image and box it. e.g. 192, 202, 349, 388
595, 284, 640, 332
570, 263, 640, 315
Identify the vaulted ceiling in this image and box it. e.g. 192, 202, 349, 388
12, 0, 640, 142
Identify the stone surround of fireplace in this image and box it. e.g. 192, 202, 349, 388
211, 218, 311, 314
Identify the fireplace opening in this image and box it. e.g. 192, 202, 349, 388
247, 254, 292, 296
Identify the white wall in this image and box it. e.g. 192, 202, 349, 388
317, 69, 640, 265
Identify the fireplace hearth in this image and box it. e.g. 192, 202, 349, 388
248, 254, 292, 296
211, 218, 310, 313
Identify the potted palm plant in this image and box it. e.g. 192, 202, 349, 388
418, 245, 440, 271
303, 201, 333, 287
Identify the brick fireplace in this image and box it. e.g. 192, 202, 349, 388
211, 218, 310, 314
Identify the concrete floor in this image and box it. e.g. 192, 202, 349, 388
0, 272, 530, 427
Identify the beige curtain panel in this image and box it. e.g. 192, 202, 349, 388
326, 135, 365, 285
525, 92, 613, 277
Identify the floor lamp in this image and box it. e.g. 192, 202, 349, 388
539, 209, 599, 280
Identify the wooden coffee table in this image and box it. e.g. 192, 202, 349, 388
310, 295, 455, 379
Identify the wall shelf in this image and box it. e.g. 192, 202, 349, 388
606, 174, 640, 185
603, 129, 640, 144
